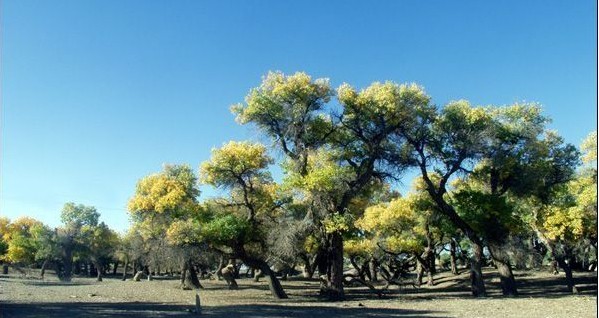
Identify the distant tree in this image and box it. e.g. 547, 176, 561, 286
128, 164, 203, 286
4, 217, 44, 265
82, 222, 119, 281
200, 141, 289, 299
530, 131, 597, 293
29, 223, 60, 279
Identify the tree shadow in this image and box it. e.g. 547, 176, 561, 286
1, 301, 442, 318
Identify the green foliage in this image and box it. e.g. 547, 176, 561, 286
232, 71, 334, 159
61, 202, 100, 228
202, 214, 252, 246
83, 222, 119, 263
452, 189, 522, 241
322, 212, 354, 234
29, 223, 59, 262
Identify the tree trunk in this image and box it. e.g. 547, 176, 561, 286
122, 259, 129, 281
300, 253, 316, 278
146, 266, 153, 281
62, 245, 73, 282
253, 269, 262, 282
2, 264, 8, 275
450, 239, 459, 275
557, 256, 579, 294
186, 265, 203, 289
96, 263, 103, 282
470, 242, 487, 297
316, 247, 328, 290
40, 260, 48, 279
215, 256, 225, 281
415, 258, 424, 287
369, 258, 378, 282
242, 256, 287, 299
112, 261, 119, 276
488, 243, 518, 296
326, 232, 345, 300
429, 248, 436, 276
73, 260, 81, 275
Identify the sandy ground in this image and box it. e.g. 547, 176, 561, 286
0, 268, 596, 318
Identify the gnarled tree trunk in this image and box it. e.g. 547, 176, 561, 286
181, 258, 203, 290
470, 242, 487, 297
488, 243, 518, 296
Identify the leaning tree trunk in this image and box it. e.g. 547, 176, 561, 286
242, 256, 287, 299
181, 258, 203, 290
470, 242, 487, 297
488, 243, 518, 296
40, 260, 49, 279
215, 256, 226, 281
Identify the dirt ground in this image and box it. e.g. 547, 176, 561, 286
0, 268, 596, 318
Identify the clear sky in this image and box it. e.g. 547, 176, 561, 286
1, 0, 596, 233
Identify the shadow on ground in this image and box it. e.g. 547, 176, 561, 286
1, 302, 442, 318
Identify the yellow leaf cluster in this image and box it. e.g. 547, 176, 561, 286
128, 174, 188, 214
200, 141, 272, 186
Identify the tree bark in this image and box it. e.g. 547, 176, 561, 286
242, 256, 288, 299
112, 261, 119, 276
181, 258, 203, 289
95, 262, 103, 282
61, 244, 73, 282
122, 259, 129, 281
325, 232, 345, 300
470, 242, 487, 297
415, 258, 424, 287
38, 260, 48, 279
369, 258, 378, 282
488, 243, 518, 296
253, 269, 262, 282
450, 239, 459, 275
215, 255, 226, 281
557, 255, 579, 294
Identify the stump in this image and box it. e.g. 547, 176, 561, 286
133, 271, 145, 281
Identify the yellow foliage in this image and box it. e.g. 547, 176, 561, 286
200, 141, 272, 186
128, 174, 188, 214
345, 238, 376, 257
166, 219, 202, 246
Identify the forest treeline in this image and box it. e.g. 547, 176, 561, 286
1, 72, 596, 300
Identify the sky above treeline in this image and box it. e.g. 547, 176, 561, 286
1, 0, 596, 233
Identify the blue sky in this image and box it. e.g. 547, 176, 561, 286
1, 0, 596, 233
